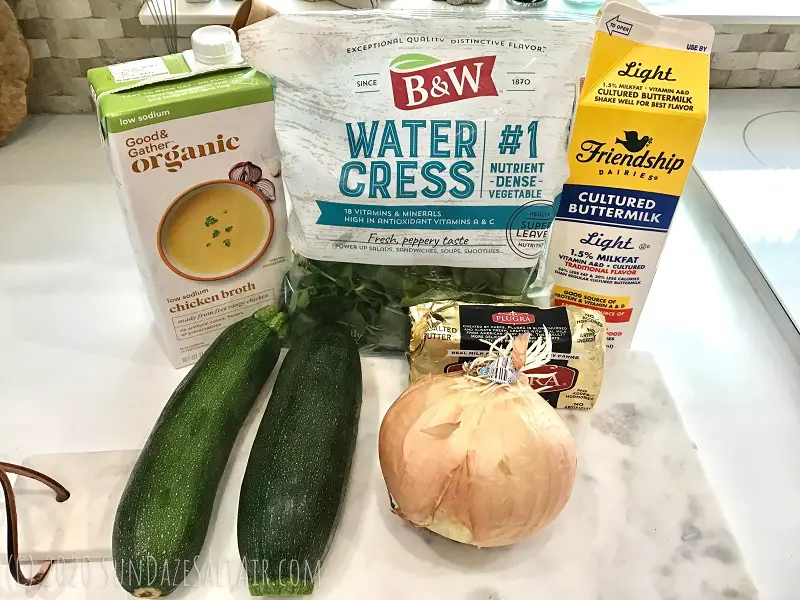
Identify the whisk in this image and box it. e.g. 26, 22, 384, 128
147, 0, 178, 55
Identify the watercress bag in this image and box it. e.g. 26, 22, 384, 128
240, 10, 595, 351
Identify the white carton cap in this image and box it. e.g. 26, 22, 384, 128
191, 25, 239, 65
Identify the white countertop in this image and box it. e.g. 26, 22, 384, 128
1, 115, 800, 599
694, 89, 800, 362
0, 352, 761, 599
139, 0, 800, 27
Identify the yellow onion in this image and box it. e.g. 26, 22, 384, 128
378, 370, 577, 547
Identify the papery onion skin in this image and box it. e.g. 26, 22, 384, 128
378, 374, 577, 547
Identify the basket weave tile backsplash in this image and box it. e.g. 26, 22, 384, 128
8, 0, 200, 113
6, 1, 800, 114
712, 24, 800, 89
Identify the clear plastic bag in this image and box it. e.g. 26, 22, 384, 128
240, 9, 595, 351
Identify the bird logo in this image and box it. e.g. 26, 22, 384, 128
616, 131, 653, 153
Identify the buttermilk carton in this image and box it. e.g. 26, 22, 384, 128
88, 26, 290, 367
547, 2, 714, 352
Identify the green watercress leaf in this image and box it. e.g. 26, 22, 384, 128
502, 268, 533, 295
296, 290, 310, 309
287, 258, 538, 353
462, 268, 501, 291
374, 266, 405, 295
342, 308, 367, 338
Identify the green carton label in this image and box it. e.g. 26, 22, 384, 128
90, 64, 274, 133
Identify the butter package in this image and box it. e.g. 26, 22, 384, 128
547, 3, 714, 352
409, 303, 606, 409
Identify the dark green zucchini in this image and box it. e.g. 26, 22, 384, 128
113, 307, 286, 598
238, 323, 362, 596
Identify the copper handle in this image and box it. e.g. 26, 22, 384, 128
0, 461, 70, 586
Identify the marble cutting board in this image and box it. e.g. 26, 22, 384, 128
0, 352, 758, 599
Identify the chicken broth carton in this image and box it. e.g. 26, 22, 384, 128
88, 26, 289, 367
547, 3, 713, 352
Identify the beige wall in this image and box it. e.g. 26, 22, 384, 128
7, 2, 800, 114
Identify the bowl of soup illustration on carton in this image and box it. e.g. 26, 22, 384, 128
158, 179, 275, 281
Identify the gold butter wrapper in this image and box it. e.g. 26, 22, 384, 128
409, 302, 606, 409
